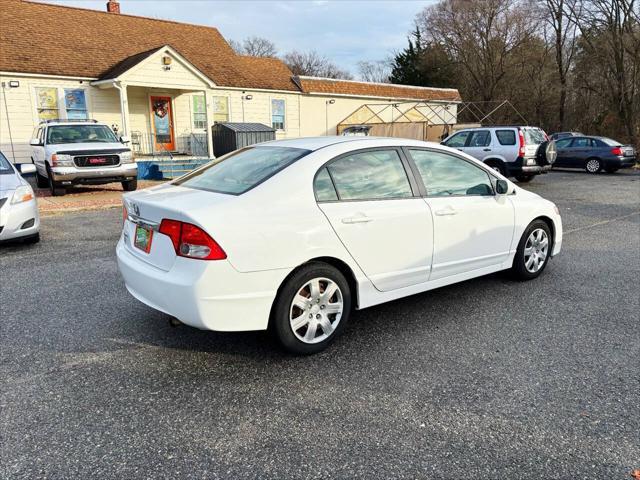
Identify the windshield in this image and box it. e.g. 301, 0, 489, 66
174, 146, 311, 195
598, 137, 621, 147
524, 128, 547, 145
46, 125, 118, 144
0, 152, 14, 175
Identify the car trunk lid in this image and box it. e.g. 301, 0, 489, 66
122, 183, 233, 271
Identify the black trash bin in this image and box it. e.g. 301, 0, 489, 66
211, 122, 276, 157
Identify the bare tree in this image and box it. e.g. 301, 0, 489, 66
541, 0, 581, 130
229, 36, 278, 57
282, 50, 353, 79
568, 0, 639, 144
416, 0, 538, 101
357, 60, 391, 83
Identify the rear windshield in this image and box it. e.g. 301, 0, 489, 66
524, 128, 547, 144
597, 137, 621, 146
0, 152, 13, 175
46, 125, 118, 144
173, 146, 311, 195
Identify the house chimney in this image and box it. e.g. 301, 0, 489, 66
106, 1, 120, 13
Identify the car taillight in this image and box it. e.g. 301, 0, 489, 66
518, 130, 526, 157
611, 147, 623, 156
159, 219, 226, 260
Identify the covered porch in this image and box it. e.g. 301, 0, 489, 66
91, 45, 216, 160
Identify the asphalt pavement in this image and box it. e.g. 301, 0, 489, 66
1, 169, 639, 479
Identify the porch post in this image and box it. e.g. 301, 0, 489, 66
116, 81, 131, 137
204, 89, 214, 158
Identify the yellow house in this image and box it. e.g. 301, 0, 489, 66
0, 0, 461, 165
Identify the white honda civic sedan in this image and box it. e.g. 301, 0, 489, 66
117, 137, 562, 354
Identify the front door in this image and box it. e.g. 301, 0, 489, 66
150, 96, 175, 152
316, 148, 433, 292
407, 148, 515, 280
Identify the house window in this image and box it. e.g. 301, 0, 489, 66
213, 96, 229, 123
35, 87, 59, 121
64, 89, 88, 120
271, 99, 285, 130
192, 95, 207, 129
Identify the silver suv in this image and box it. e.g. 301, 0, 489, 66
441, 126, 556, 182
30, 120, 138, 196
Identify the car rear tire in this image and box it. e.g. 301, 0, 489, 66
46, 166, 66, 196
585, 158, 602, 174
511, 220, 552, 280
484, 160, 506, 176
122, 179, 138, 191
515, 174, 535, 183
272, 262, 351, 355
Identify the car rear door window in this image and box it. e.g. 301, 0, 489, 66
555, 138, 573, 149
468, 131, 491, 147
326, 149, 413, 200
496, 130, 516, 145
409, 149, 494, 197
444, 131, 470, 148
314, 167, 338, 202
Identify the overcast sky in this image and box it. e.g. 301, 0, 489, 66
41, 0, 435, 76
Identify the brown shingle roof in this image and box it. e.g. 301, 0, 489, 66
0, 0, 298, 91
294, 76, 462, 102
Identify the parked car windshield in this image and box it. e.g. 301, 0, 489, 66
597, 137, 621, 147
46, 125, 118, 144
524, 128, 547, 144
0, 152, 13, 175
174, 146, 311, 195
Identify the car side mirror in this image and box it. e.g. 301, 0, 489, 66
120, 135, 130, 144
20, 164, 36, 174
496, 179, 509, 195
30, 138, 43, 146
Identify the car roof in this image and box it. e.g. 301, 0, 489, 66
259, 136, 432, 151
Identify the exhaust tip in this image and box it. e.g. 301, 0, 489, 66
168, 317, 183, 328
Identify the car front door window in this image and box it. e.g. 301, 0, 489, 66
409, 150, 494, 197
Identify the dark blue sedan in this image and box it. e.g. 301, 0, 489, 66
553, 136, 637, 173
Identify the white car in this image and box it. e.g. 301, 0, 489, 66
0, 152, 40, 244
117, 137, 562, 354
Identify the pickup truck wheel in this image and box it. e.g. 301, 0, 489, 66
46, 166, 66, 196
36, 170, 48, 188
511, 220, 552, 280
122, 179, 138, 191
515, 174, 535, 183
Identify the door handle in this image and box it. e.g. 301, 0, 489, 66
483, 148, 491, 151
434, 207, 457, 216
341, 215, 372, 224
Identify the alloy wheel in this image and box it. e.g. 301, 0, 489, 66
586, 159, 601, 173
524, 228, 549, 273
289, 277, 343, 344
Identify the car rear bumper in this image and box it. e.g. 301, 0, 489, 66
51, 163, 138, 184
505, 157, 552, 177
116, 236, 289, 332
611, 156, 637, 168
0, 197, 40, 242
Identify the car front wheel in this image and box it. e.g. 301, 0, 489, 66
511, 220, 552, 280
273, 262, 351, 355
47, 166, 66, 196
